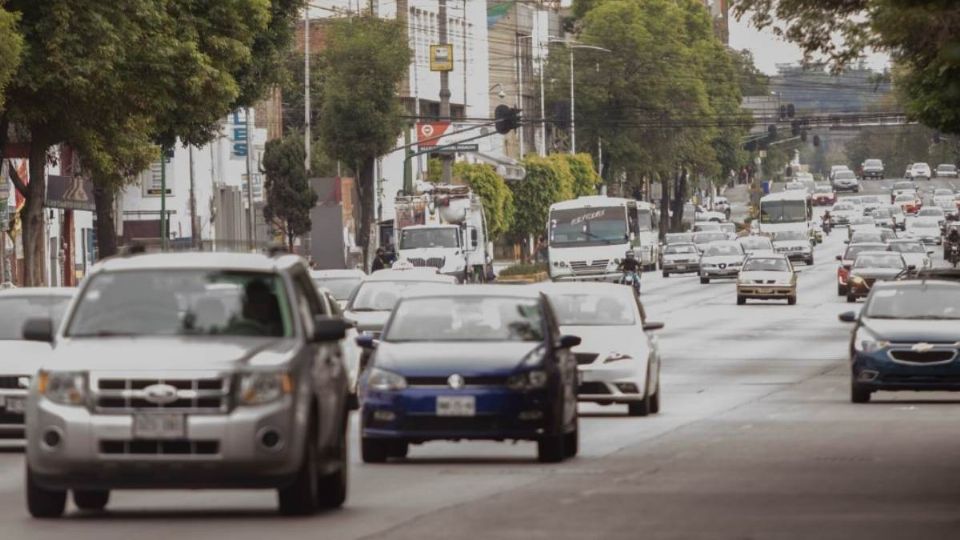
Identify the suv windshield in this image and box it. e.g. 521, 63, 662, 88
400, 228, 459, 249
866, 284, 960, 320
0, 295, 72, 340
66, 271, 293, 338
385, 297, 544, 342
549, 293, 636, 326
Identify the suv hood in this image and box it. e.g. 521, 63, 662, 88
44, 337, 299, 371
0, 340, 55, 376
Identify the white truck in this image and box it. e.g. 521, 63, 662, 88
393, 184, 493, 282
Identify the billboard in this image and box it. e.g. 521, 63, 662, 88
45, 175, 95, 211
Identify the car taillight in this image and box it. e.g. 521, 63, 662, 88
838, 265, 849, 283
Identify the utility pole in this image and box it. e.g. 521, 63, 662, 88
245, 107, 256, 250
160, 146, 168, 251
438, 0, 452, 183
538, 39, 546, 157
568, 48, 575, 155
304, 7, 311, 174
517, 35, 525, 158
188, 146, 200, 249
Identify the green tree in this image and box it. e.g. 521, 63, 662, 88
317, 16, 410, 268
560, 153, 602, 197
733, 0, 960, 134
0, 3, 21, 112
730, 49, 769, 97
509, 155, 574, 242
262, 133, 320, 250
453, 163, 515, 240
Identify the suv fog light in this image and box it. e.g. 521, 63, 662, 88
42, 428, 62, 449
373, 410, 396, 422
518, 410, 543, 421
615, 383, 639, 394
259, 429, 282, 450
858, 370, 879, 382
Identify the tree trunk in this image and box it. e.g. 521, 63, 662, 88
22, 142, 49, 286
356, 157, 376, 271
658, 172, 670, 236
93, 184, 118, 259
287, 225, 294, 252
671, 167, 688, 232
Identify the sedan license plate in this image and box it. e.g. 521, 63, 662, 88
758, 288, 772, 294
133, 413, 185, 439
675, 265, 686, 270
436, 396, 475, 417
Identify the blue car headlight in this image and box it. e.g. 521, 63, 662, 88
854, 327, 889, 353
367, 368, 407, 391
507, 370, 549, 391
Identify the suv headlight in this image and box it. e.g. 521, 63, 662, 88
367, 368, 407, 392
239, 371, 293, 405
854, 327, 889, 353
37, 371, 87, 406
507, 370, 549, 391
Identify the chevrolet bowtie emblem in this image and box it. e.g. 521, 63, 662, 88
911, 343, 935, 353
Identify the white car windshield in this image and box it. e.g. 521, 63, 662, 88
866, 285, 960, 320
66, 271, 293, 338
350, 281, 440, 312
0, 295, 72, 340
704, 244, 741, 257
888, 243, 925, 253
385, 297, 544, 342
743, 258, 790, 272
853, 254, 904, 269
740, 237, 773, 249
549, 292, 636, 326
665, 244, 698, 254
313, 277, 362, 301
911, 219, 940, 229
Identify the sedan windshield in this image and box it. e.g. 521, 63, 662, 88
739, 237, 773, 250
313, 277, 361, 301
888, 243, 925, 254
693, 232, 727, 245
743, 258, 790, 272
910, 219, 940, 230
850, 233, 883, 244
895, 194, 916, 203
550, 292, 636, 326
664, 244, 698, 254
0, 295, 72, 340
835, 171, 856, 180
853, 254, 904, 269
400, 228, 459, 249
866, 285, 960, 320
704, 244, 741, 257
66, 271, 293, 338
664, 233, 693, 245
385, 297, 544, 342
350, 281, 443, 312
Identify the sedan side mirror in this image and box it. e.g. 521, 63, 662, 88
838, 311, 858, 323
355, 335, 378, 349
23, 318, 54, 343
642, 321, 665, 331
557, 335, 581, 349
835, 255, 842, 261
312, 316, 349, 342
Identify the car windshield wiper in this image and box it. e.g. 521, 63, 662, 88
70, 331, 141, 337
581, 231, 617, 244
348, 308, 379, 313
899, 315, 960, 320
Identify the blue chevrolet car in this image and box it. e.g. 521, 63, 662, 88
357, 285, 580, 463
839, 278, 960, 403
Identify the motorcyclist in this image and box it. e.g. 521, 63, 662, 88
948, 228, 960, 266
617, 251, 642, 294
822, 210, 832, 234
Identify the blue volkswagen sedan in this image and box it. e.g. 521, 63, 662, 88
357, 285, 580, 463
839, 278, 960, 403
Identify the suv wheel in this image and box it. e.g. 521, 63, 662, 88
73, 490, 110, 511
26, 468, 66, 519
537, 433, 566, 463
788, 295, 797, 305
278, 422, 320, 515
649, 383, 661, 414
361, 437, 390, 463
388, 440, 409, 459
700, 276, 710, 284
563, 417, 579, 458
851, 382, 872, 403
316, 417, 348, 509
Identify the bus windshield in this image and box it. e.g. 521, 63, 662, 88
760, 200, 807, 224
550, 206, 628, 247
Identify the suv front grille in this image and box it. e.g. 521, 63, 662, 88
99, 439, 220, 455
407, 257, 445, 269
406, 375, 508, 387
889, 349, 957, 364
0, 376, 28, 389
93, 376, 230, 413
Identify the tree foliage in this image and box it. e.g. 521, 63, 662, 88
262, 132, 319, 249
733, 0, 960, 134
0, 3, 21, 112
317, 16, 410, 267
453, 163, 515, 241
559, 153, 602, 197
508, 155, 574, 239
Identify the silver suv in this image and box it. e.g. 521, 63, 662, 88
22, 253, 351, 518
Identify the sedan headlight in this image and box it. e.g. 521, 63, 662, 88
602, 352, 633, 364
854, 327, 889, 353
239, 371, 293, 405
367, 367, 407, 392
37, 371, 87, 406
507, 370, 549, 391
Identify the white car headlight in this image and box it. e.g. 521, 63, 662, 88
602, 352, 633, 364
854, 327, 889, 353
367, 368, 407, 392
239, 371, 293, 405
38, 371, 87, 406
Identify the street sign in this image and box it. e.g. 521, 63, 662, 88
430, 144, 479, 154
429, 44, 454, 72
417, 122, 451, 148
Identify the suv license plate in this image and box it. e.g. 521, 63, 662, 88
133, 413, 185, 439
436, 396, 475, 417
2, 397, 24, 414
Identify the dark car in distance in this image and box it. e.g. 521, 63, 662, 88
357, 285, 581, 463
840, 279, 960, 403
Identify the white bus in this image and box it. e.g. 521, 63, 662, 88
757, 190, 813, 237
547, 196, 659, 281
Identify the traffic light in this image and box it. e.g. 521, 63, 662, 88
767, 124, 778, 140
791, 120, 800, 136
786, 103, 795, 118
800, 130, 808, 143
779, 105, 787, 120
812, 134, 821, 147
495, 105, 521, 135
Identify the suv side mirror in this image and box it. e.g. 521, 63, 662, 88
356, 335, 378, 349
557, 335, 581, 349
838, 311, 858, 323
23, 318, 54, 343
312, 316, 348, 342
642, 321, 665, 331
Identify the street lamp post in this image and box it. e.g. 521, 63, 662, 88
547, 40, 610, 155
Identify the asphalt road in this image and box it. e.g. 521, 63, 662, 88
0, 185, 958, 539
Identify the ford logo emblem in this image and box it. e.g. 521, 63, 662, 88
447, 374, 465, 389
143, 383, 180, 405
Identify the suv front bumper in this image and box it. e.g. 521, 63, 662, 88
27, 397, 307, 490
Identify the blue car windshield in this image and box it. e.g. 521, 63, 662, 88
385, 297, 544, 342
866, 285, 960, 320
